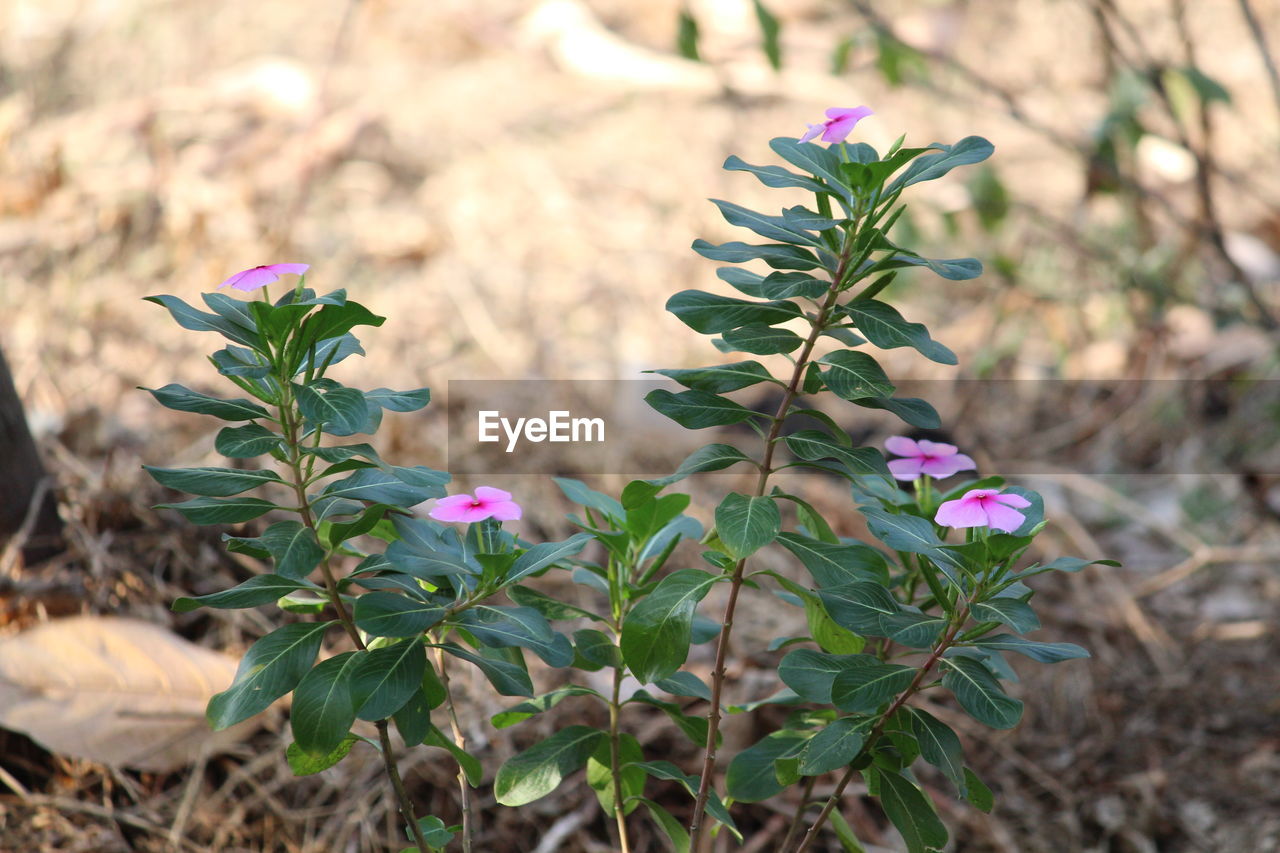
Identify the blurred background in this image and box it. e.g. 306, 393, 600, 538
1, 0, 1279, 850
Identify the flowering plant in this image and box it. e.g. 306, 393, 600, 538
144, 105, 1114, 853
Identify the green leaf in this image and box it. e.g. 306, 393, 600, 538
226, 521, 327, 581
723, 155, 827, 195
666, 290, 802, 333
553, 477, 625, 519
214, 424, 282, 458
963, 767, 994, 812
621, 569, 719, 683
491, 686, 601, 729
648, 443, 754, 487
883, 252, 983, 281
805, 596, 866, 654
799, 716, 869, 775
778, 649, 866, 703
645, 389, 759, 430
941, 656, 1023, 729
158, 496, 277, 525
840, 300, 956, 365
143, 384, 270, 421
782, 205, 842, 232
173, 573, 313, 613
888, 135, 994, 191
438, 643, 534, 697
210, 345, 271, 380
710, 199, 816, 245
752, 0, 781, 69
830, 659, 915, 712
494, 726, 605, 806
785, 430, 891, 480
967, 633, 1088, 663
573, 629, 622, 670
819, 351, 894, 400
852, 395, 941, 429
297, 333, 365, 373
294, 383, 370, 436
351, 638, 427, 720
769, 138, 848, 192
364, 387, 431, 412
144, 294, 263, 350
507, 586, 602, 622
628, 761, 739, 837
146, 465, 284, 498
777, 532, 889, 588
725, 730, 808, 802
719, 269, 829, 300
353, 592, 445, 637
208, 622, 329, 729
291, 652, 360, 755
676, 7, 701, 61
321, 467, 448, 505
651, 361, 778, 394
715, 493, 780, 559
455, 606, 573, 666
691, 239, 820, 270
971, 598, 1040, 634
424, 725, 484, 785
818, 582, 903, 635
507, 533, 594, 583
909, 707, 966, 793
717, 325, 804, 356
286, 733, 358, 776
655, 671, 713, 702
860, 507, 962, 574
588, 733, 645, 816
628, 690, 710, 747
296, 301, 385, 351
875, 766, 949, 853
637, 798, 690, 853
392, 679, 435, 745
410, 815, 455, 849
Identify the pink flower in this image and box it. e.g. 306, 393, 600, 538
799, 106, 873, 144
429, 487, 522, 523
934, 489, 1031, 533
217, 263, 310, 292
885, 436, 976, 481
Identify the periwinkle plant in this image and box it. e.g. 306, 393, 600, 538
144, 108, 1113, 853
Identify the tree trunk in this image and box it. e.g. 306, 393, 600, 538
0, 345, 63, 564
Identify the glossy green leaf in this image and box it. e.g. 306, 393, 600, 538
666, 290, 802, 333
715, 493, 780, 559
799, 716, 869, 775
158, 496, 277, 525
353, 592, 445, 638
438, 643, 534, 697
971, 598, 1040, 634
909, 707, 966, 793
494, 726, 605, 806
785, 430, 891, 479
455, 606, 573, 666
294, 383, 370, 436
819, 351, 894, 400
840, 300, 957, 365
296, 301, 385, 351
819, 581, 903, 635
291, 652, 360, 755
352, 638, 427, 720
691, 239, 820, 270
286, 733, 358, 776
638, 798, 690, 853
645, 388, 759, 430
725, 730, 808, 802
778, 649, 867, 703
143, 384, 270, 421
491, 686, 601, 729
173, 573, 314, 613
587, 733, 645, 816
830, 658, 915, 712
648, 443, 754, 487
777, 532, 889, 588
967, 633, 1087, 662
852, 395, 941, 429
208, 622, 329, 729
875, 766, 949, 853
723, 155, 827, 194
214, 424, 282, 458
144, 295, 263, 350
888, 135, 994, 191
621, 569, 719, 683
252, 521, 326, 580
320, 467, 448, 505
652, 361, 778, 394
941, 656, 1023, 729
507, 532, 594, 583
364, 387, 431, 412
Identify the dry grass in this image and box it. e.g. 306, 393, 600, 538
2, 0, 1279, 850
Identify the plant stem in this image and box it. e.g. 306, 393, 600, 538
687, 242, 856, 846
777, 776, 817, 853
788, 606, 970, 853
609, 663, 632, 853
434, 644, 474, 853
277, 387, 432, 853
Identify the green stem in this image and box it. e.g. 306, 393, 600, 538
277, 384, 431, 853
609, 663, 632, 853
434, 643, 474, 853
687, 220, 861, 847
788, 605, 970, 853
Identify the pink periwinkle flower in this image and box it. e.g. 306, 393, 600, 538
799, 106, 874, 144
934, 489, 1031, 534
885, 436, 977, 481
217, 263, 310, 292
429, 487, 522, 524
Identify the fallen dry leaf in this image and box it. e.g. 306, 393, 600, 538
0, 615, 256, 772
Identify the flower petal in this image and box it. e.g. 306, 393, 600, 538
799, 123, 825, 143
264, 263, 310, 276
934, 496, 988, 529
820, 106, 873, 142
920, 453, 976, 479
994, 492, 1031, 508
888, 457, 925, 481
884, 435, 920, 457
217, 269, 251, 289
488, 501, 523, 522
825, 106, 874, 121
983, 502, 1026, 533
429, 494, 476, 522
961, 488, 999, 501
229, 267, 279, 292
474, 486, 513, 503
915, 440, 957, 456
